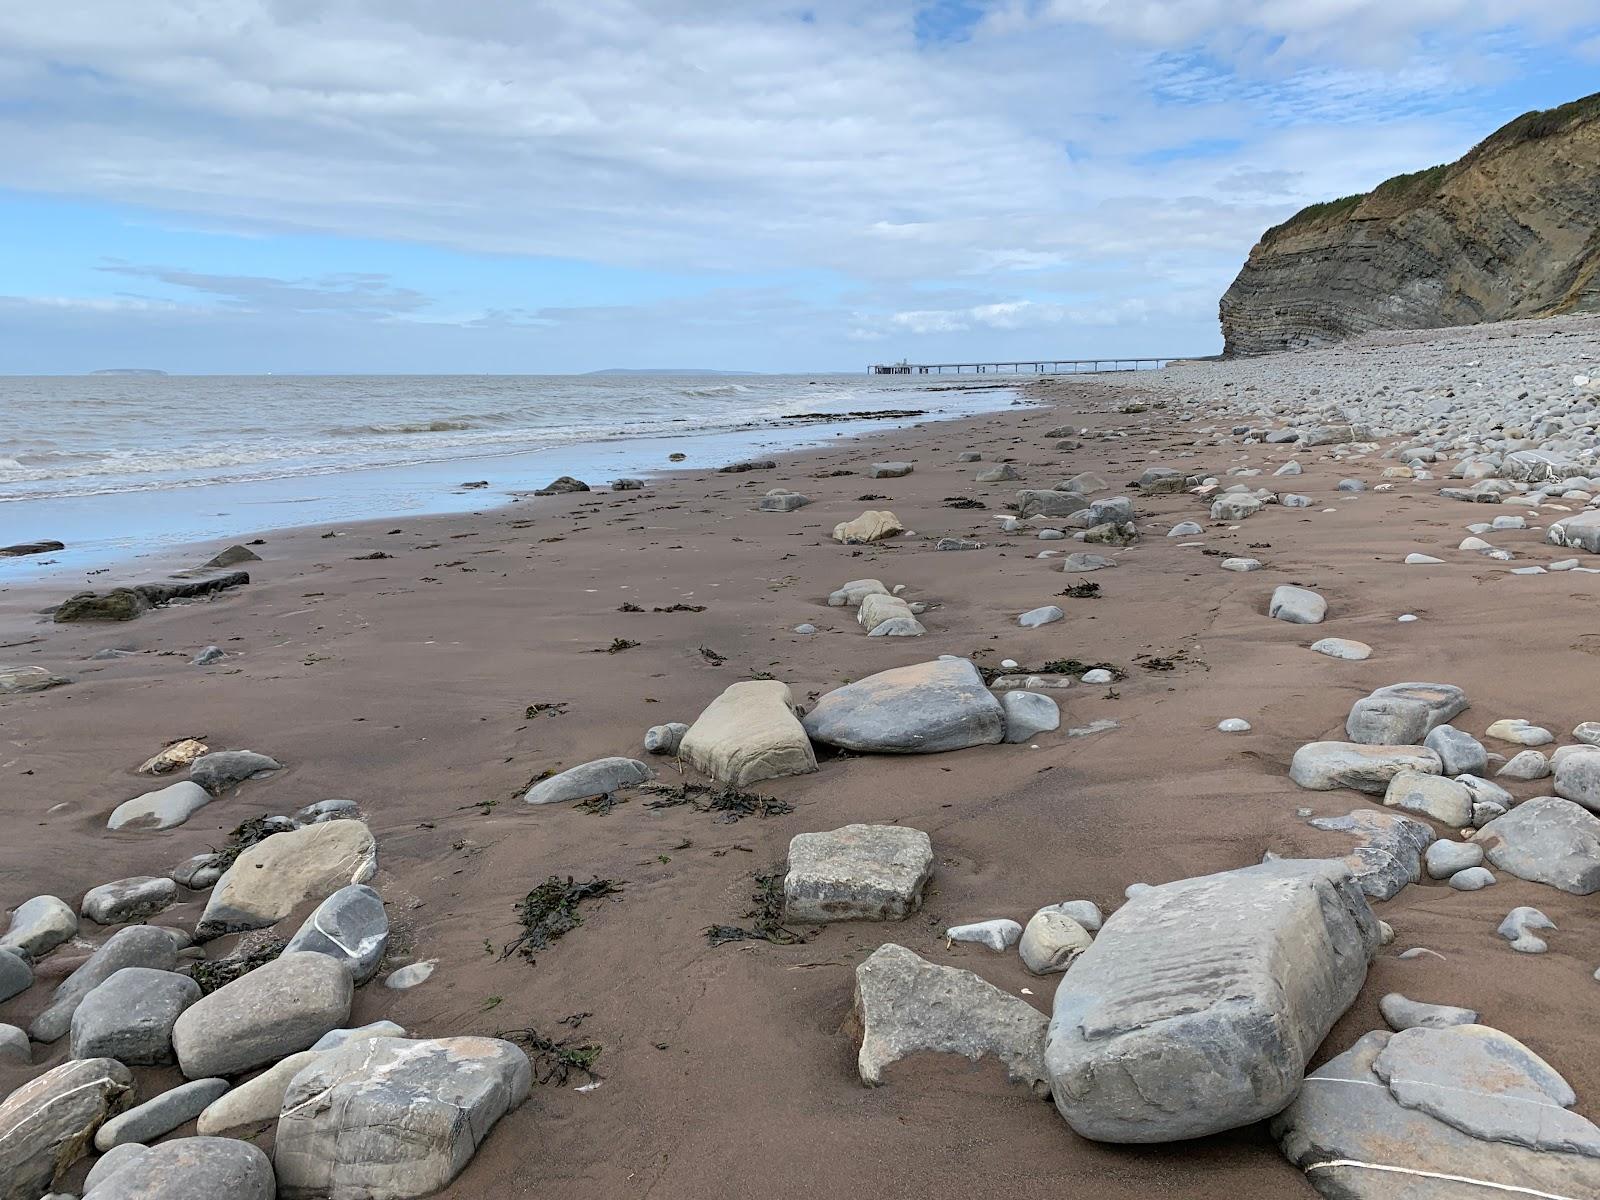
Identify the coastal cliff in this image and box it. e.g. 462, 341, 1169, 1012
1220, 92, 1600, 356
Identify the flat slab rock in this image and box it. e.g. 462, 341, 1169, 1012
854, 943, 1048, 1096
197, 818, 377, 939
801, 657, 1004, 754
0, 1056, 134, 1200
678, 679, 816, 787
1045, 858, 1379, 1143
1274, 1026, 1600, 1198
785, 824, 934, 923
274, 1035, 532, 1200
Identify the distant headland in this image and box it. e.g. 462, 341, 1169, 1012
89, 368, 168, 376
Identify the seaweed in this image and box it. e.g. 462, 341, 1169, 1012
497, 1026, 603, 1085
576, 793, 628, 816
706, 868, 807, 946
501, 876, 623, 964
977, 658, 1123, 684
653, 603, 706, 613
190, 937, 286, 995
524, 702, 568, 719
697, 645, 726, 665
1059, 579, 1101, 598
593, 638, 639, 654
617, 602, 643, 612
943, 496, 984, 509
209, 816, 288, 873
642, 781, 794, 821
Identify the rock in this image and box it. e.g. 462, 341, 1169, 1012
1135, 467, 1197, 494
1310, 637, 1372, 661
975, 463, 1019, 483
195, 1050, 318, 1135
383, 961, 435, 990
853, 944, 1048, 1095
106, 780, 211, 832
523, 756, 655, 806
1001, 691, 1059, 743
70, 967, 199, 1065
857, 591, 916, 632
1309, 808, 1436, 900
827, 578, 888, 606
1080, 668, 1113, 685
957, 452, 981, 462
1553, 748, 1600, 812
81, 877, 178, 925
1061, 552, 1115, 571
866, 615, 925, 637
1573, 721, 1600, 747
1268, 585, 1326, 624
1498, 905, 1557, 953
201, 544, 261, 569
1547, 508, 1600, 553
30, 927, 182, 1044
533, 475, 589, 495
1383, 769, 1473, 825
1424, 840, 1484, 879
0, 1058, 133, 1200
2, 895, 78, 958
136, 738, 208, 775
0, 949, 29, 1003
0, 1023, 27, 1064
1345, 682, 1467, 745
1290, 742, 1441, 794
297, 798, 358, 824
172, 951, 353, 1078
0, 539, 65, 557
54, 573, 250, 623
1404, 552, 1444, 564
172, 853, 225, 891
1476, 797, 1600, 893
1486, 717, 1555, 746
197, 819, 377, 940
1045, 858, 1379, 1143
0, 665, 70, 694
1497, 748, 1551, 779
84, 1136, 275, 1200
802, 658, 1004, 754
1220, 557, 1261, 572
274, 1035, 531, 1199
868, 461, 912, 478
611, 477, 644, 490
1449, 866, 1496, 890
677, 680, 816, 787
933, 537, 983, 551
1423, 724, 1488, 775
313, 1021, 407, 1052
1017, 605, 1063, 628
191, 645, 225, 666
1379, 993, 1479, 1031
189, 750, 281, 794
1273, 1027, 1600, 1197
1217, 717, 1251, 732
1211, 494, 1264, 521
755, 492, 809, 512
644, 722, 689, 756
784, 824, 933, 923
283, 884, 389, 984
792, 623, 817, 635
1167, 521, 1203, 537
1019, 909, 1092, 975
832, 510, 903, 543
83, 1140, 148, 1192
945, 920, 1022, 951
93, 1078, 230, 1151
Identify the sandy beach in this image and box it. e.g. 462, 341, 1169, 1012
5, 326, 1600, 1197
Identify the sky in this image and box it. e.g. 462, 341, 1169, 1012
1, 1, 1597, 375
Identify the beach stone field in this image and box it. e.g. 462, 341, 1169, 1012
4, 312, 1600, 1198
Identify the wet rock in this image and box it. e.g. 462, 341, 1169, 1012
0, 1058, 133, 1199
802, 658, 1004, 754
1001, 691, 1059, 744
1014, 489, 1085, 519
189, 750, 281, 794
196, 819, 377, 940
611, 477, 644, 490
172, 951, 353, 1078
54, 573, 250, 623
30, 926, 183, 1044
84, 1135, 275, 1200
679, 680, 817, 787
2, 895, 78, 958
1476, 797, 1600, 893
93, 1078, 230, 1151
1268, 585, 1326, 624
533, 475, 589, 495
296, 797, 358, 824
1345, 682, 1467, 745
107, 780, 211, 832
1046, 858, 1379, 1142
201, 544, 261, 569
784, 824, 933, 923
82, 877, 178, 925
70, 967, 199, 1065
383, 961, 435, 990
1379, 993, 1479, 1031
191, 645, 225, 666
832, 510, 903, 543
1290, 742, 1441, 794
524, 757, 654, 805
0, 540, 64, 557
283, 884, 389, 984
853, 944, 1048, 1096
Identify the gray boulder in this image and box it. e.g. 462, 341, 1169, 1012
274, 1035, 531, 1199
1017, 604, 1063, 628
1290, 742, 1441, 794
93, 1078, 230, 1150
868, 461, 912, 478
0, 949, 30, 1003
1, 895, 77, 958
1345, 682, 1468, 745
1309, 809, 1436, 900
83, 1136, 274, 1200
1423, 723, 1488, 775
189, 750, 281, 793
801, 658, 1004, 754
283, 884, 389, 983
1424, 840, 1483, 879
523, 757, 653, 805
0, 1057, 133, 1200
70, 967, 199, 1065
1015, 489, 1085, 519
81, 877, 178, 925
1274, 1027, 1600, 1197
784, 824, 933, 923
1001, 691, 1059, 743
1045, 858, 1379, 1142
1553, 748, 1600, 813
755, 492, 809, 512
1136, 467, 1197, 493
1268, 585, 1326, 624
0, 1023, 26, 1063
84, 1141, 149, 1192
106, 780, 211, 832
975, 463, 1019, 483
1547, 508, 1600, 553
1476, 797, 1600, 894
854, 943, 1048, 1096
1382, 770, 1472, 826
172, 951, 353, 1078
30, 926, 183, 1044
196, 819, 377, 940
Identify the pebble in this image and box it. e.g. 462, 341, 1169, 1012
191, 645, 225, 666
1397, 613, 1419, 622
1497, 748, 1551, 780
1217, 718, 1251, 733
385, 959, 437, 990
1220, 558, 1261, 572
1309, 637, 1372, 661
1080, 669, 1113, 684
1017, 605, 1064, 629
1447, 866, 1496, 891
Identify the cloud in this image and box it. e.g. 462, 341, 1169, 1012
95, 263, 432, 316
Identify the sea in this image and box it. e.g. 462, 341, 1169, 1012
0, 373, 1024, 578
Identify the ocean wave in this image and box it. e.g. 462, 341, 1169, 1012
326, 418, 481, 435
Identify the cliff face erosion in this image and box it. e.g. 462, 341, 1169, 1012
1220, 93, 1600, 357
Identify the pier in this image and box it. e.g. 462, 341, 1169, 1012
869, 357, 1173, 375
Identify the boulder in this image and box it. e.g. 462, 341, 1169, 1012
0, 949, 29, 1003
866, 615, 925, 637
0, 1057, 133, 1200
0, 665, 69, 694
945, 919, 1022, 951
857, 592, 915, 632
755, 492, 809, 512
283, 884, 390, 983
1498, 748, 1551, 780
1273, 1027, 1600, 1198
1423, 724, 1488, 775
1290, 742, 1441, 794
1061, 552, 1115, 571
0, 540, 65, 557
1476, 797, 1600, 894
1211, 494, 1263, 521
1, 895, 77, 958
1046, 858, 1379, 1143
93, 1078, 231, 1151
975, 464, 1019, 483
524, 757, 653, 805
826, 578, 888, 606
853, 944, 1048, 1096
1014, 489, 1085, 519
70, 967, 200, 1064
197, 819, 377, 939
274, 1036, 531, 1199
106, 780, 211, 832
802, 658, 1004, 754
201, 544, 261, 568
1000, 691, 1059, 743
84, 1141, 149, 1193
868, 461, 913, 478
81, 877, 179, 925
1345, 682, 1467, 745
1382, 770, 1473, 826
1268, 585, 1326, 624
30, 926, 183, 1044
172, 951, 353, 1078
189, 750, 281, 794
784, 824, 934, 923
0, 1023, 26, 1064
644, 722, 689, 756
1424, 840, 1483, 879
1309, 809, 1436, 900
1547, 509, 1600, 553
1136, 467, 1197, 494
832, 511, 903, 544
81, 1136, 275, 1200
54, 573, 250, 623
1379, 994, 1479, 1031
533, 475, 589, 495
678, 680, 817, 787
1553, 748, 1600, 813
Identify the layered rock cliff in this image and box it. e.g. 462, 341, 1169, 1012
1220, 93, 1600, 356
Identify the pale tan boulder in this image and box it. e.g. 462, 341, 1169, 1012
679, 680, 817, 788
196, 820, 377, 940
833, 510, 903, 544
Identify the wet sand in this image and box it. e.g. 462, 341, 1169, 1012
2, 373, 1597, 1197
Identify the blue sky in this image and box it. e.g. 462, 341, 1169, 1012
0, 1, 1596, 374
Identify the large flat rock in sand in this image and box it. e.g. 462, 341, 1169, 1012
196, 818, 377, 939
785, 824, 933, 922
678, 679, 817, 787
1475, 796, 1600, 894
1290, 742, 1441, 794
1045, 858, 1379, 1143
1274, 1027, 1600, 1198
801, 657, 1004, 754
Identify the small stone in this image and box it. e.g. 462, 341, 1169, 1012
784, 824, 933, 923
1379, 993, 1480, 1031
1404, 552, 1444, 564
1497, 906, 1556, 953
384, 960, 436, 990
534, 475, 589, 494
1485, 718, 1555, 746
1309, 637, 1372, 661
644, 722, 689, 755
946, 919, 1023, 951
1268, 585, 1326, 624
1448, 866, 1496, 891
1424, 840, 1484, 879
82, 877, 179, 925
975, 464, 1020, 483
832, 510, 903, 544
191, 645, 225, 666
93, 1078, 230, 1151
868, 461, 913, 478
792, 623, 817, 635
524, 757, 653, 804
1001, 691, 1059, 743
296, 797, 359, 824
1018, 908, 1092, 974
1397, 613, 1419, 622
1018, 605, 1064, 628
0, 949, 30, 1003
1167, 521, 1203, 537
1423, 724, 1488, 775
0, 1023, 27, 1064
1061, 552, 1116, 571
107, 780, 212, 832
1220, 557, 1261, 572
1217, 718, 1251, 733
1497, 748, 1550, 780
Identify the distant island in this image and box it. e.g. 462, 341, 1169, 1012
584, 368, 761, 376
90, 368, 168, 376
